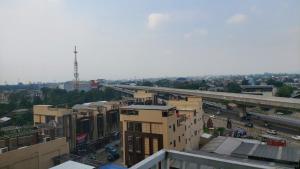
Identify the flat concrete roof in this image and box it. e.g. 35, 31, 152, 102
121, 105, 175, 111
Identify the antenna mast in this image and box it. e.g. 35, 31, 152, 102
74, 46, 79, 90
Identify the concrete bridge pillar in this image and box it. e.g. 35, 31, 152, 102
236, 105, 246, 118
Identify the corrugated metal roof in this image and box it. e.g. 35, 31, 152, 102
232, 143, 255, 156
252, 145, 279, 160
281, 146, 300, 162
232, 142, 300, 163
214, 137, 242, 155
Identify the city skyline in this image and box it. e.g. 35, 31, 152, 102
0, 0, 300, 84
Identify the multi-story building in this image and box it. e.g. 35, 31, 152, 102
167, 96, 203, 150
0, 92, 10, 104
120, 105, 190, 167
133, 90, 157, 105
33, 105, 76, 150
33, 101, 121, 152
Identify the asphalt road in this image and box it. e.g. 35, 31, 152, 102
203, 107, 300, 135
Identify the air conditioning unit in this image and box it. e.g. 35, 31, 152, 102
0, 147, 8, 154
43, 137, 51, 143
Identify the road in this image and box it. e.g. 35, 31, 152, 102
203, 108, 300, 147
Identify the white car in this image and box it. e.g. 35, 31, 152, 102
209, 115, 216, 119
266, 130, 277, 135
291, 135, 300, 140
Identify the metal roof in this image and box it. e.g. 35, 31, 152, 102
120, 105, 175, 111
232, 142, 300, 163
50, 161, 95, 169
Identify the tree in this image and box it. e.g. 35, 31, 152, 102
276, 85, 294, 97
266, 79, 283, 87
241, 78, 249, 85
226, 82, 242, 93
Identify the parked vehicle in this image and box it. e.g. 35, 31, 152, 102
245, 122, 253, 128
291, 135, 300, 140
105, 144, 120, 161
209, 115, 216, 119
266, 129, 277, 135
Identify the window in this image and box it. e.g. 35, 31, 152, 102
162, 111, 168, 117
185, 139, 187, 144
185, 126, 186, 131
194, 130, 197, 136
121, 110, 138, 115
194, 111, 197, 117
128, 136, 133, 152
194, 119, 197, 124
135, 136, 142, 153
173, 124, 176, 132
45, 115, 55, 123
170, 141, 172, 145
173, 140, 176, 147
127, 122, 142, 132
178, 136, 181, 142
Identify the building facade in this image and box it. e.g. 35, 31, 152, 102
0, 138, 69, 169
133, 90, 157, 105
33, 101, 121, 152
120, 105, 190, 167
167, 96, 203, 150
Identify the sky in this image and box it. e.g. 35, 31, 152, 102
0, 0, 299, 84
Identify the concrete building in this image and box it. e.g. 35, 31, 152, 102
0, 92, 10, 104
33, 101, 121, 152
120, 105, 184, 167
133, 90, 157, 105
167, 96, 203, 150
0, 137, 69, 169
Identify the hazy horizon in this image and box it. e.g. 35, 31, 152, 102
1, 0, 300, 84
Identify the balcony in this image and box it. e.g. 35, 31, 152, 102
129, 149, 279, 169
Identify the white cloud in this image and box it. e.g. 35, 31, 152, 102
147, 13, 170, 30
226, 14, 247, 24
184, 29, 208, 39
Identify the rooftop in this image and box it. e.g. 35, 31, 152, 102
50, 161, 95, 169
129, 149, 281, 169
121, 105, 175, 111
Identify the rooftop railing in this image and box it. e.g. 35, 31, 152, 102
129, 149, 279, 169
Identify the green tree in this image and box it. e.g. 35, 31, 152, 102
266, 79, 283, 87
241, 78, 249, 85
276, 85, 294, 97
225, 82, 242, 93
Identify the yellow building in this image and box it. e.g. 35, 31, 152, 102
0, 137, 69, 169
167, 96, 204, 150
33, 101, 121, 152
120, 105, 186, 167
33, 105, 73, 125
33, 105, 76, 150
133, 90, 157, 105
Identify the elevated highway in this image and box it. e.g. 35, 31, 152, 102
105, 85, 300, 110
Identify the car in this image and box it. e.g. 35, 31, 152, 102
245, 122, 253, 128
276, 112, 284, 115
209, 115, 216, 119
291, 135, 300, 140
266, 129, 277, 135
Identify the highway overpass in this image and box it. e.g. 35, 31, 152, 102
105, 85, 300, 110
